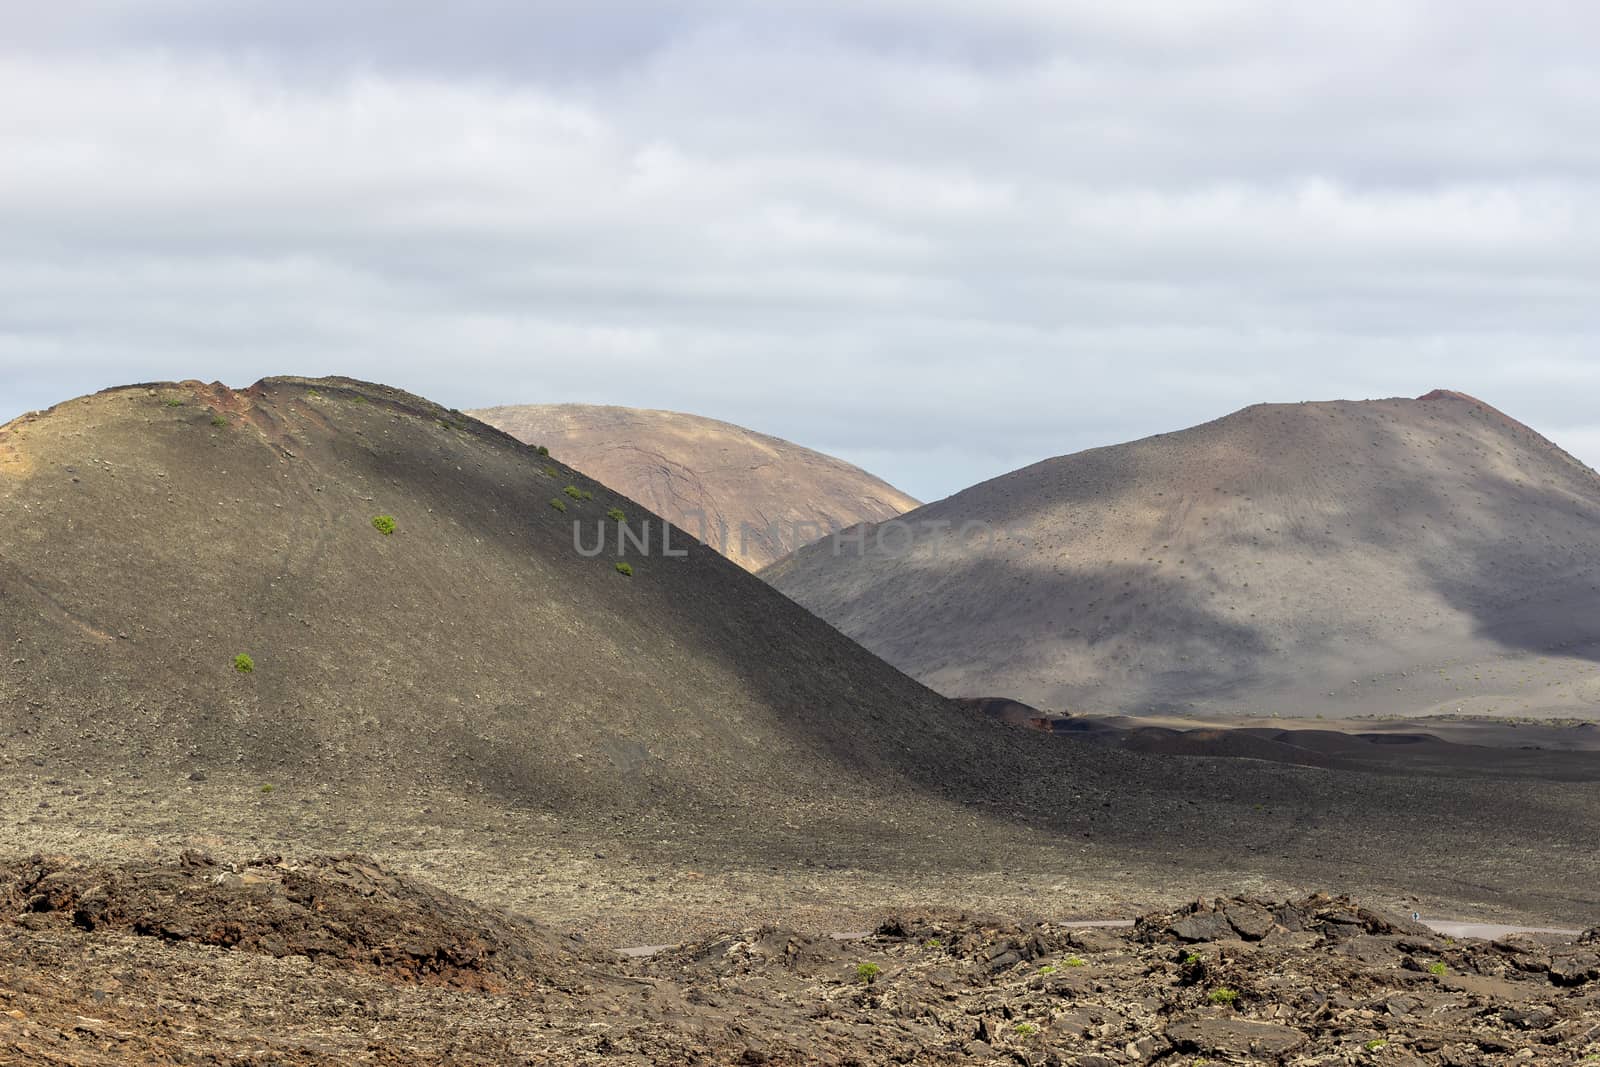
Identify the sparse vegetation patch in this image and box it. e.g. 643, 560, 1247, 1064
855, 962, 879, 985
550, 498, 567, 512
615, 562, 633, 577
233, 653, 255, 674
371, 514, 397, 536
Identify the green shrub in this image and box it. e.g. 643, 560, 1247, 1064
1364, 1039, 1388, 1051
371, 514, 396, 536
259, 784, 274, 794
615, 562, 633, 577
1207, 987, 1239, 1005
164, 397, 184, 407
543, 465, 559, 477
233, 653, 254, 674
563, 485, 583, 500
607, 507, 626, 522
855, 962, 879, 985
1064, 956, 1087, 967
1037, 964, 1056, 974
1014, 1022, 1039, 1037
580, 489, 594, 500
211, 415, 228, 428
535, 445, 550, 456
550, 497, 567, 513
1428, 961, 1447, 976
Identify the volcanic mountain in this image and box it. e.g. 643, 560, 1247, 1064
0, 377, 1002, 846
764, 391, 1600, 719
468, 403, 918, 570
5, 379, 1600, 931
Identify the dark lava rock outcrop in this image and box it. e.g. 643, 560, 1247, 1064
4, 860, 1597, 1064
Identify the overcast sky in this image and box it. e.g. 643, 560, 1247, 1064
2, 2, 1597, 500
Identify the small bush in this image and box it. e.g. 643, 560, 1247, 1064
550, 497, 567, 513
1183, 952, 1203, 965
543, 465, 559, 477
580, 489, 594, 500
259, 784, 274, 794
1364, 1039, 1388, 1052
615, 562, 633, 577
211, 415, 228, 428
1064, 955, 1087, 967
855, 962, 879, 985
1037, 963, 1056, 974
924, 937, 941, 948
1207, 987, 1239, 1005
563, 485, 584, 500
371, 514, 397, 536
233, 653, 254, 673
164, 397, 184, 407
535, 445, 550, 456
607, 507, 626, 522
1014, 1022, 1039, 1037
1428, 961, 1447, 976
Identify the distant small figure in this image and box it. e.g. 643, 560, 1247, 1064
1412, 912, 1421, 922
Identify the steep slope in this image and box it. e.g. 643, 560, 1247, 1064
468, 403, 918, 570
765, 391, 1600, 718
0, 377, 997, 839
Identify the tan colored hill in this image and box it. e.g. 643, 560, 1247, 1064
467, 403, 918, 569
765, 390, 1600, 719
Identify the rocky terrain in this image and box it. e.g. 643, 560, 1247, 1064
5, 378, 1600, 1062
3, 852, 1596, 1065
765, 391, 1600, 721
469, 402, 918, 569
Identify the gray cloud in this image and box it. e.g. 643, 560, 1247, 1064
2, 2, 1598, 500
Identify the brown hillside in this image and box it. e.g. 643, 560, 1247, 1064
468, 403, 918, 569
765, 391, 1600, 719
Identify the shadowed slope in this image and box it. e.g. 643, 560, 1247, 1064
765, 391, 1600, 718
0, 377, 997, 836
468, 403, 918, 570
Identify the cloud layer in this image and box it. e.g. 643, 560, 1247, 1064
3, 2, 1597, 499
